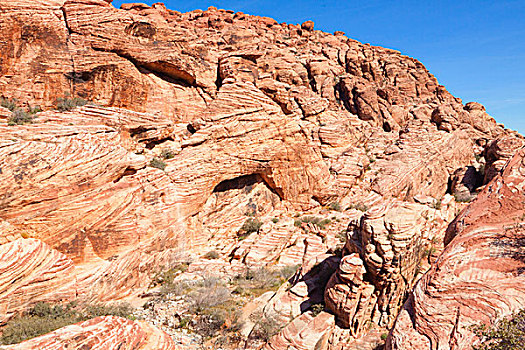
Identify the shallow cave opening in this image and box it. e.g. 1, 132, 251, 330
213, 173, 283, 200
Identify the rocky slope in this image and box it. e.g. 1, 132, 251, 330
0, 0, 523, 349
388, 147, 525, 350
1, 316, 177, 349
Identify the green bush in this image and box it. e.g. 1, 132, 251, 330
55, 96, 89, 112
240, 218, 263, 236
473, 309, 525, 350
294, 216, 331, 230
1, 98, 18, 111
0, 302, 134, 345
310, 303, 324, 316
8, 109, 34, 125
349, 203, 369, 212
328, 202, 342, 211
455, 192, 474, 203
149, 157, 167, 171
204, 250, 220, 260
272, 217, 279, 223
2, 99, 40, 125
160, 148, 176, 160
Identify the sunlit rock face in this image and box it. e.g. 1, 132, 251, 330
2, 316, 177, 350
0, 1, 524, 349
388, 148, 525, 350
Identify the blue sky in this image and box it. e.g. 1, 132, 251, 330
112, 0, 524, 134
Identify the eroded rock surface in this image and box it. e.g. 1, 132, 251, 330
0, 238, 76, 324
0, 1, 523, 349
2, 316, 177, 350
388, 147, 525, 350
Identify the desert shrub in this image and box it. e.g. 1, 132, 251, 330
381, 333, 388, 341
250, 312, 282, 342
189, 279, 231, 313
204, 250, 220, 260
336, 230, 347, 244
277, 265, 300, 280
349, 203, 369, 212
294, 216, 331, 230
473, 310, 525, 350
149, 157, 166, 171
1, 98, 18, 111
432, 199, 442, 210
55, 96, 89, 112
160, 148, 176, 160
8, 109, 34, 125
232, 266, 298, 296
0, 302, 134, 345
240, 218, 263, 235
310, 303, 324, 316
272, 217, 279, 223
328, 202, 342, 211
455, 192, 474, 203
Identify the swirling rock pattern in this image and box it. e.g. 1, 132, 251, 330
388, 147, 525, 350
0, 1, 524, 349
0, 238, 76, 324
2, 316, 177, 350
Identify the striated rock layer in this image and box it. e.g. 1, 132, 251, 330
0, 238, 76, 324
388, 147, 525, 350
2, 316, 177, 350
0, 1, 524, 349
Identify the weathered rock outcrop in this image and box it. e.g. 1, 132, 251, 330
2, 316, 176, 349
388, 147, 525, 350
0, 238, 76, 324
0, 1, 523, 349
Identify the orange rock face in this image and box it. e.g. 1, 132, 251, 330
388, 148, 525, 350
2, 316, 177, 349
0, 1, 524, 349
0, 238, 76, 324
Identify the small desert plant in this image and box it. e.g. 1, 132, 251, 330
8, 109, 34, 125
455, 192, 474, 203
204, 250, 220, 260
189, 278, 231, 313
55, 96, 89, 112
160, 148, 176, 160
328, 201, 342, 211
1, 97, 18, 111
149, 157, 166, 171
2, 99, 39, 125
250, 312, 283, 342
381, 333, 388, 341
472, 309, 525, 350
310, 303, 324, 316
272, 217, 279, 223
349, 203, 369, 212
240, 218, 263, 235
294, 216, 331, 230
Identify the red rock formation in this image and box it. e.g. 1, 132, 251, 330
388, 147, 525, 350
2, 316, 177, 349
0, 238, 76, 324
0, 1, 523, 349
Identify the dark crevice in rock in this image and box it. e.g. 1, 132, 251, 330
61, 7, 73, 36
215, 63, 222, 90
113, 167, 139, 183
90, 47, 196, 87
144, 136, 174, 150
187, 123, 196, 134
213, 173, 283, 201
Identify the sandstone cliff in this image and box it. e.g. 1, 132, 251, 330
0, 0, 523, 349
